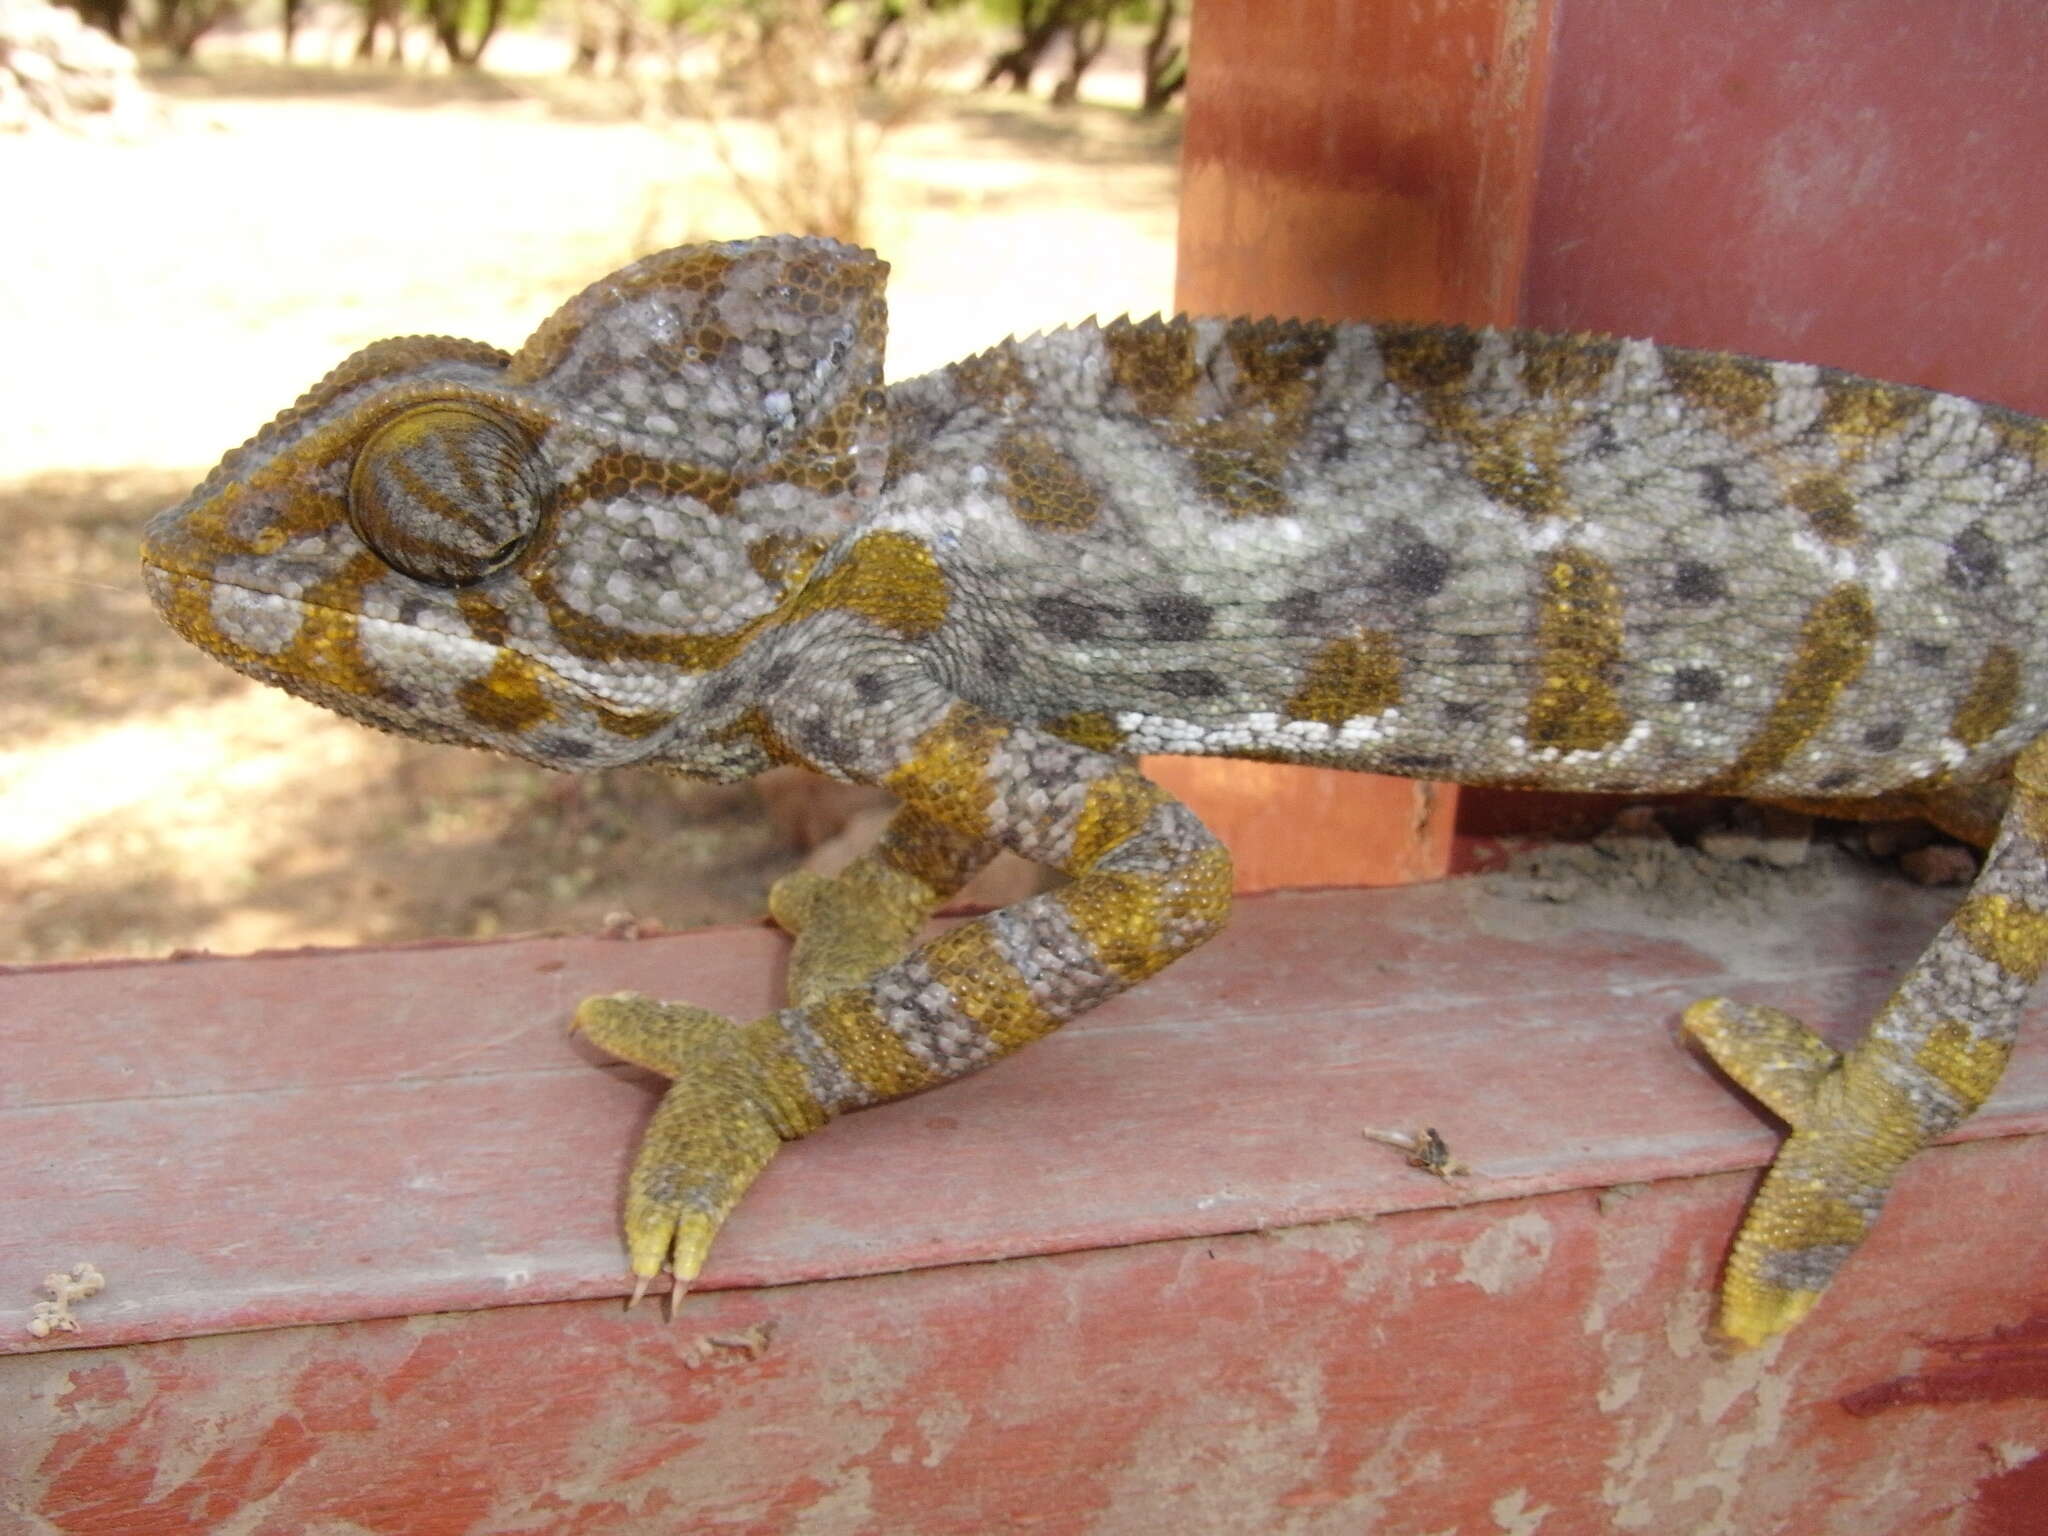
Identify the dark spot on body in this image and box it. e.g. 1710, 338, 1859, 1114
539, 735, 593, 760
1670, 560, 1727, 604
982, 637, 1018, 678
1816, 768, 1858, 791
1384, 752, 1453, 773
700, 673, 743, 711
1947, 523, 2005, 590
1033, 594, 1108, 640
852, 672, 887, 705
1383, 539, 1451, 599
1671, 666, 1723, 703
798, 718, 845, 763
1158, 668, 1227, 699
1271, 589, 1326, 631
1454, 633, 1494, 664
1699, 464, 1740, 516
758, 654, 797, 691
1443, 700, 1487, 724
1862, 721, 1907, 753
1140, 594, 1214, 640
1908, 640, 1950, 668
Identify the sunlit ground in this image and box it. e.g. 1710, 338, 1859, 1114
0, 31, 1180, 961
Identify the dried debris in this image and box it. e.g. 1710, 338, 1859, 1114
1364, 1126, 1470, 1181
26, 1261, 104, 1338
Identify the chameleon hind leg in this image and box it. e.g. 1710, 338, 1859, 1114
577, 704, 1232, 1310
1687, 738, 2048, 1344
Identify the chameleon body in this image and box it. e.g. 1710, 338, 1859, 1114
142, 237, 2048, 1344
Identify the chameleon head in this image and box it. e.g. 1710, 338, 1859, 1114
141, 236, 891, 774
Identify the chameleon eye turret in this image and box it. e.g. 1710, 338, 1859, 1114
347, 401, 551, 586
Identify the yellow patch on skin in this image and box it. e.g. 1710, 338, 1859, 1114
712, 705, 803, 767
1914, 1019, 2013, 1111
996, 431, 1103, 530
1720, 1283, 1823, 1348
1381, 327, 1594, 520
455, 590, 510, 646
1951, 644, 2021, 748
1176, 842, 1237, 933
1185, 427, 1296, 517
1954, 891, 2048, 985
457, 650, 556, 733
1286, 629, 1403, 724
746, 532, 831, 592
917, 920, 1057, 1053
564, 451, 741, 518
884, 707, 1009, 845
1986, 406, 2048, 469
1661, 349, 1779, 431
1227, 320, 1335, 395
871, 809, 993, 898
784, 531, 950, 637
1043, 711, 1126, 754
1378, 326, 1482, 395
1789, 473, 1862, 544
1465, 419, 1572, 519
805, 989, 946, 1100
1104, 318, 1327, 519
1055, 869, 1172, 982
1525, 547, 1630, 753
1703, 584, 1877, 793
525, 569, 752, 672
1103, 319, 1201, 416
1818, 375, 1928, 446
1067, 773, 1171, 872
1512, 332, 1621, 400
950, 343, 1036, 411
592, 704, 671, 739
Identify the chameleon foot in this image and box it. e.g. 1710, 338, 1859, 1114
1684, 997, 1920, 1346
575, 994, 827, 1314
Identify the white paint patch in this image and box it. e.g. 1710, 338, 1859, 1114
1491, 1487, 1553, 1534
1457, 1211, 1555, 1295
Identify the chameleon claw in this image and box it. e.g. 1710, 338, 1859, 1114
628, 1272, 651, 1311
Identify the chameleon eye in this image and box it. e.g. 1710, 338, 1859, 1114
348, 403, 549, 586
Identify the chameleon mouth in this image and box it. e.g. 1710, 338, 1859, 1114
138, 561, 672, 760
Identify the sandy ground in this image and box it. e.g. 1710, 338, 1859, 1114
0, 46, 1180, 962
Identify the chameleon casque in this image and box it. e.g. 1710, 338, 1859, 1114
141, 236, 2048, 1346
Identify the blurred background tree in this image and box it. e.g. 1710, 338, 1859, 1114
30, 0, 1185, 102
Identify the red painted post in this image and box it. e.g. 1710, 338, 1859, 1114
1148, 0, 1558, 891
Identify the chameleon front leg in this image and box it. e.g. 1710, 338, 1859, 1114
769, 804, 999, 1005
1687, 736, 2048, 1345
576, 703, 1234, 1308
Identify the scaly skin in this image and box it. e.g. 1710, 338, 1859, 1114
141, 236, 2048, 1341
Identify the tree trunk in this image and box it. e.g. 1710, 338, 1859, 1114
1140, 0, 1185, 114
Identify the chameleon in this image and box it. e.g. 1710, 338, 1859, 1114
140, 235, 2048, 1346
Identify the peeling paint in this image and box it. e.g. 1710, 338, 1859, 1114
1457, 1212, 1555, 1295
1491, 1486, 1553, 1533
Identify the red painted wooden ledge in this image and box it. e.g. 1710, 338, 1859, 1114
4, 871, 2046, 1532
